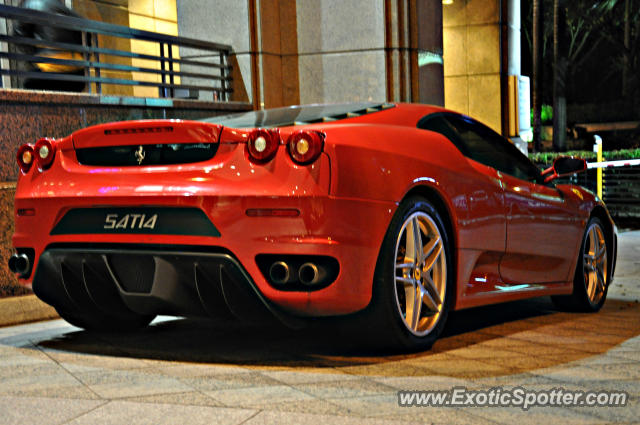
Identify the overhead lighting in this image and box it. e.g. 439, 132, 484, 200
442, 0, 454, 4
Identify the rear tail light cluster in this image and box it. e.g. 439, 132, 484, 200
17, 138, 57, 173
247, 129, 279, 163
246, 129, 324, 165
288, 130, 324, 165
17, 144, 34, 173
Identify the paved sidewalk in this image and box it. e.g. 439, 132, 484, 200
1, 231, 639, 424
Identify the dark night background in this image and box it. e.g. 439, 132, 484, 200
521, 0, 639, 132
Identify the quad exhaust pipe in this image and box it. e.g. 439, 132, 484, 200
268, 261, 290, 285
268, 260, 326, 286
258, 255, 338, 289
299, 262, 323, 286
8, 253, 30, 277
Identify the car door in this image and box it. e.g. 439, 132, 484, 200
444, 115, 583, 284
418, 114, 506, 292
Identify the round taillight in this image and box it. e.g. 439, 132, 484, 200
34, 138, 56, 169
16, 144, 35, 173
287, 130, 324, 165
247, 129, 279, 163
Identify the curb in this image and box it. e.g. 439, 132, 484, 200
0, 295, 58, 327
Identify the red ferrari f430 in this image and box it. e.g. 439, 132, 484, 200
9, 103, 617, 350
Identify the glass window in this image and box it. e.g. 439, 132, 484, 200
419, 113, 540, 183
417, 114, 470, 156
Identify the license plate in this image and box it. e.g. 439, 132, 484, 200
50, 207, 220, 236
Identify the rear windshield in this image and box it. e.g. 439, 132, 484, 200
201, 102, 394, 128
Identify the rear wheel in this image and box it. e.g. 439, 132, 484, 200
552, 217, 609, 312
56, 308, 155, 332
365, 196, 453, 351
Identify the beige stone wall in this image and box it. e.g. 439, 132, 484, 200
128, 0, 179, 98
443, 0, 502, 132
72, 0, 179, 98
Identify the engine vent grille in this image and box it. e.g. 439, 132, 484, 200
76, 143, 218, 166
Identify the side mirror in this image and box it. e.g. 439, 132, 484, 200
541, 156, 587, 183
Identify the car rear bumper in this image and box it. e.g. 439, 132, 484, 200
14, 194, 396, 319
33, 246, 306, 327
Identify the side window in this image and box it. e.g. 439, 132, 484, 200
417, 114, 470, 157
444, 116, 541, 182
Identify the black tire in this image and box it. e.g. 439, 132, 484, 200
56, 308, 155, 332
551, 217, 610, 312
362, 196, 454, 351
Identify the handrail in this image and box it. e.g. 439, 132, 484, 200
0, 4, 233, 100
0, 5, 232, 52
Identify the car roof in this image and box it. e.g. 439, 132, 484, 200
201, 102, 450, 129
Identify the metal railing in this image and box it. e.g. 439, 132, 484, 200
0, 4, 233, 100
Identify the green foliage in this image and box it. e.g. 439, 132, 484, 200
541, 104, 553, 123
530, 104, 554, 125
529, 148, 640, 164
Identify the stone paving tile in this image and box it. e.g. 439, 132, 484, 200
606, 349, 640, 362
74, 369, 193, 399
531, 362, 640, 383
248, 397, 350, 416
204, 384, 315, 408
0, 319, 68, 338
499, 329, 612, 345
616, 338, 640, 349
1, 231, 638, 424
379, 408, 499, 425
555, 342, 624, 356
334, 361, 436, 378
147, 362, 254, 378
0, 362, 70, 381
474, 353, 590, 373
65, 400, 256, 425
408, 357, 514, 379
328, 393, 494, 424
467, 372, 570, 389
564, 398, 640, 423
38, 348, 160, 373
242, 410, 425, 425
121, 390, 225, 407
0, 396, 106, 425
462, 405, 605, 425
177, 371, 285, 392
573, 351, 640, 366
474, 339, 582, 357
534, 375, 640, 397
0, 367, 98, 399
0, 351, 54, 368
292, 378, 398, 400
369, 374, 472, 391
260, 368, 360, 385
443, 345, 528, 360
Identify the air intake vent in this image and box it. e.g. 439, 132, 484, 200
76, 143, 218, 166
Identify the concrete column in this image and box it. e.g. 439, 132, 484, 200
443, 0, 519, 134
295, 0, 386, 104
176, 0, 445, 108
177, 0, 253, 103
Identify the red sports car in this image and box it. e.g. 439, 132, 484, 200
9, 102, 617, 350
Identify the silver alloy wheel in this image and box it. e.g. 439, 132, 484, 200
583, 222, 608, 304
393, 211, 447, 336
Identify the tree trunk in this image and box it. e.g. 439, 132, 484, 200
622, 0, 631, 96
532, 0, 544, 152
552, 0, 567, 152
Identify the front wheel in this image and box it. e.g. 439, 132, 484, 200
552, 217, 610, 312
366, 196, 453, 351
